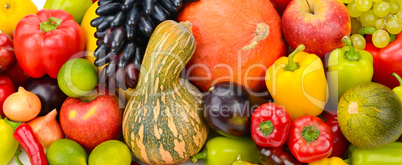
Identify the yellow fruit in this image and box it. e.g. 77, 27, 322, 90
46, 139, 88, 165
81, 2, 104, 72
0, 0, 38, 37
88, 140, 132, 165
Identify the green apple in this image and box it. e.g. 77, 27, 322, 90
44, 0, 92, 24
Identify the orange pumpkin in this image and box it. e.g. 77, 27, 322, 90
177, 0, 287, 92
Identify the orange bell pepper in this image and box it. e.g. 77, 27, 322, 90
265, 45, 328, 120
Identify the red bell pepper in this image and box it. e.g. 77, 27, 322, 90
0, 33, 16, 73
13, 9, 85, 79
251, 103, 291, 147
361, 30, 402, 89
321, 111, 350, 158
0, 75, 15, 118
287, 115, 333, 163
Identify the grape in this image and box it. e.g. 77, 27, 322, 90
347, 2, 363, 17
92, 0, 197, 90
396, 11, 402, 19
351, 34, 367, 49
355, 0, 373, 12
373, 1, 390, 17
389, 1, 401, 13
372, 29, 390, 48
342, 0, 354, 3
386, 17, 402, 34
375, 18, 386, 29
351, 17, 363, 34
96, 3, 122, 15
360, 10, 377, 27
372, 0, 382, 2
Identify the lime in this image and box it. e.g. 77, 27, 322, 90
57, 58, 98, 98
88, 140, 132, 165
46, 139, 88, 165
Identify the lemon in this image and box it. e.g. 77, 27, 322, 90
0, 0, 38, 37
81, 2, 104, 72
88, 140, 132, 165
46, 139, 88, 165
57, 58, 98, 98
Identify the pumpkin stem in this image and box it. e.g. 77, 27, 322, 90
343, 36, 361, 61
191, 151, 207, 163
241, 23, 269, 50
393, 73, 402, 86
284, 44, 305, 72
180, 21, 193, 34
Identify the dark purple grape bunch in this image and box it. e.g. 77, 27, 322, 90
90, 0, 198, 90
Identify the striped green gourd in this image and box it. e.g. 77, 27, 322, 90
122, 20, 208, 165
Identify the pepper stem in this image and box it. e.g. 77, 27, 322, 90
4, 117, 22, 132
343, 36, 361, 61
357, 27, 377, 35
259, 120, 274, 136
191, 150, 207, 163
14, 150, 24, 165
40, 17, 63, 33
301, 126, 320, 142
393, 73, 402, 86
284, 45, 305, 71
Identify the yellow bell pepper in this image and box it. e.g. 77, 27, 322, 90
0, 117, 19, 165
265, 45, 328, 120
308, 157, 348, 165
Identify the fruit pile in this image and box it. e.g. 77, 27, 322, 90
2, 0, 402, 165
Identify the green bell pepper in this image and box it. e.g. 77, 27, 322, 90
345, 142, 402, 165
392, 73, 402, 101
192, 136, 259, 165
43, 0, 93, 24
327, 36, 374, 108
0, 117, 19, 165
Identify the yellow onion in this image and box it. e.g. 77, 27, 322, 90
3, 87, 41, 122
28, 109, 64, 149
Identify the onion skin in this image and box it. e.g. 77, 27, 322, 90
28, 109, 64, 149
3, 87, 41, 122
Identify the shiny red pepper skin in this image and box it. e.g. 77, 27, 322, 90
256, 145, 302, 165
364, 33, 402, 89
5, 118, 48, 165
251, 103, 291, 147
287, 115, 334, 163
321, 111, 350, 157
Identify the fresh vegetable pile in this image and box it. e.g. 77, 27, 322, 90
1, 0, 402, 165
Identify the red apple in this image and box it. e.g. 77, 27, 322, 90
59, 94, 123, 151
282, 0, 351, 57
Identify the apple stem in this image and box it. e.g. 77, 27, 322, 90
285, 44, 305, 72
343, 36, 361, 61
303, 0, 313, 14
